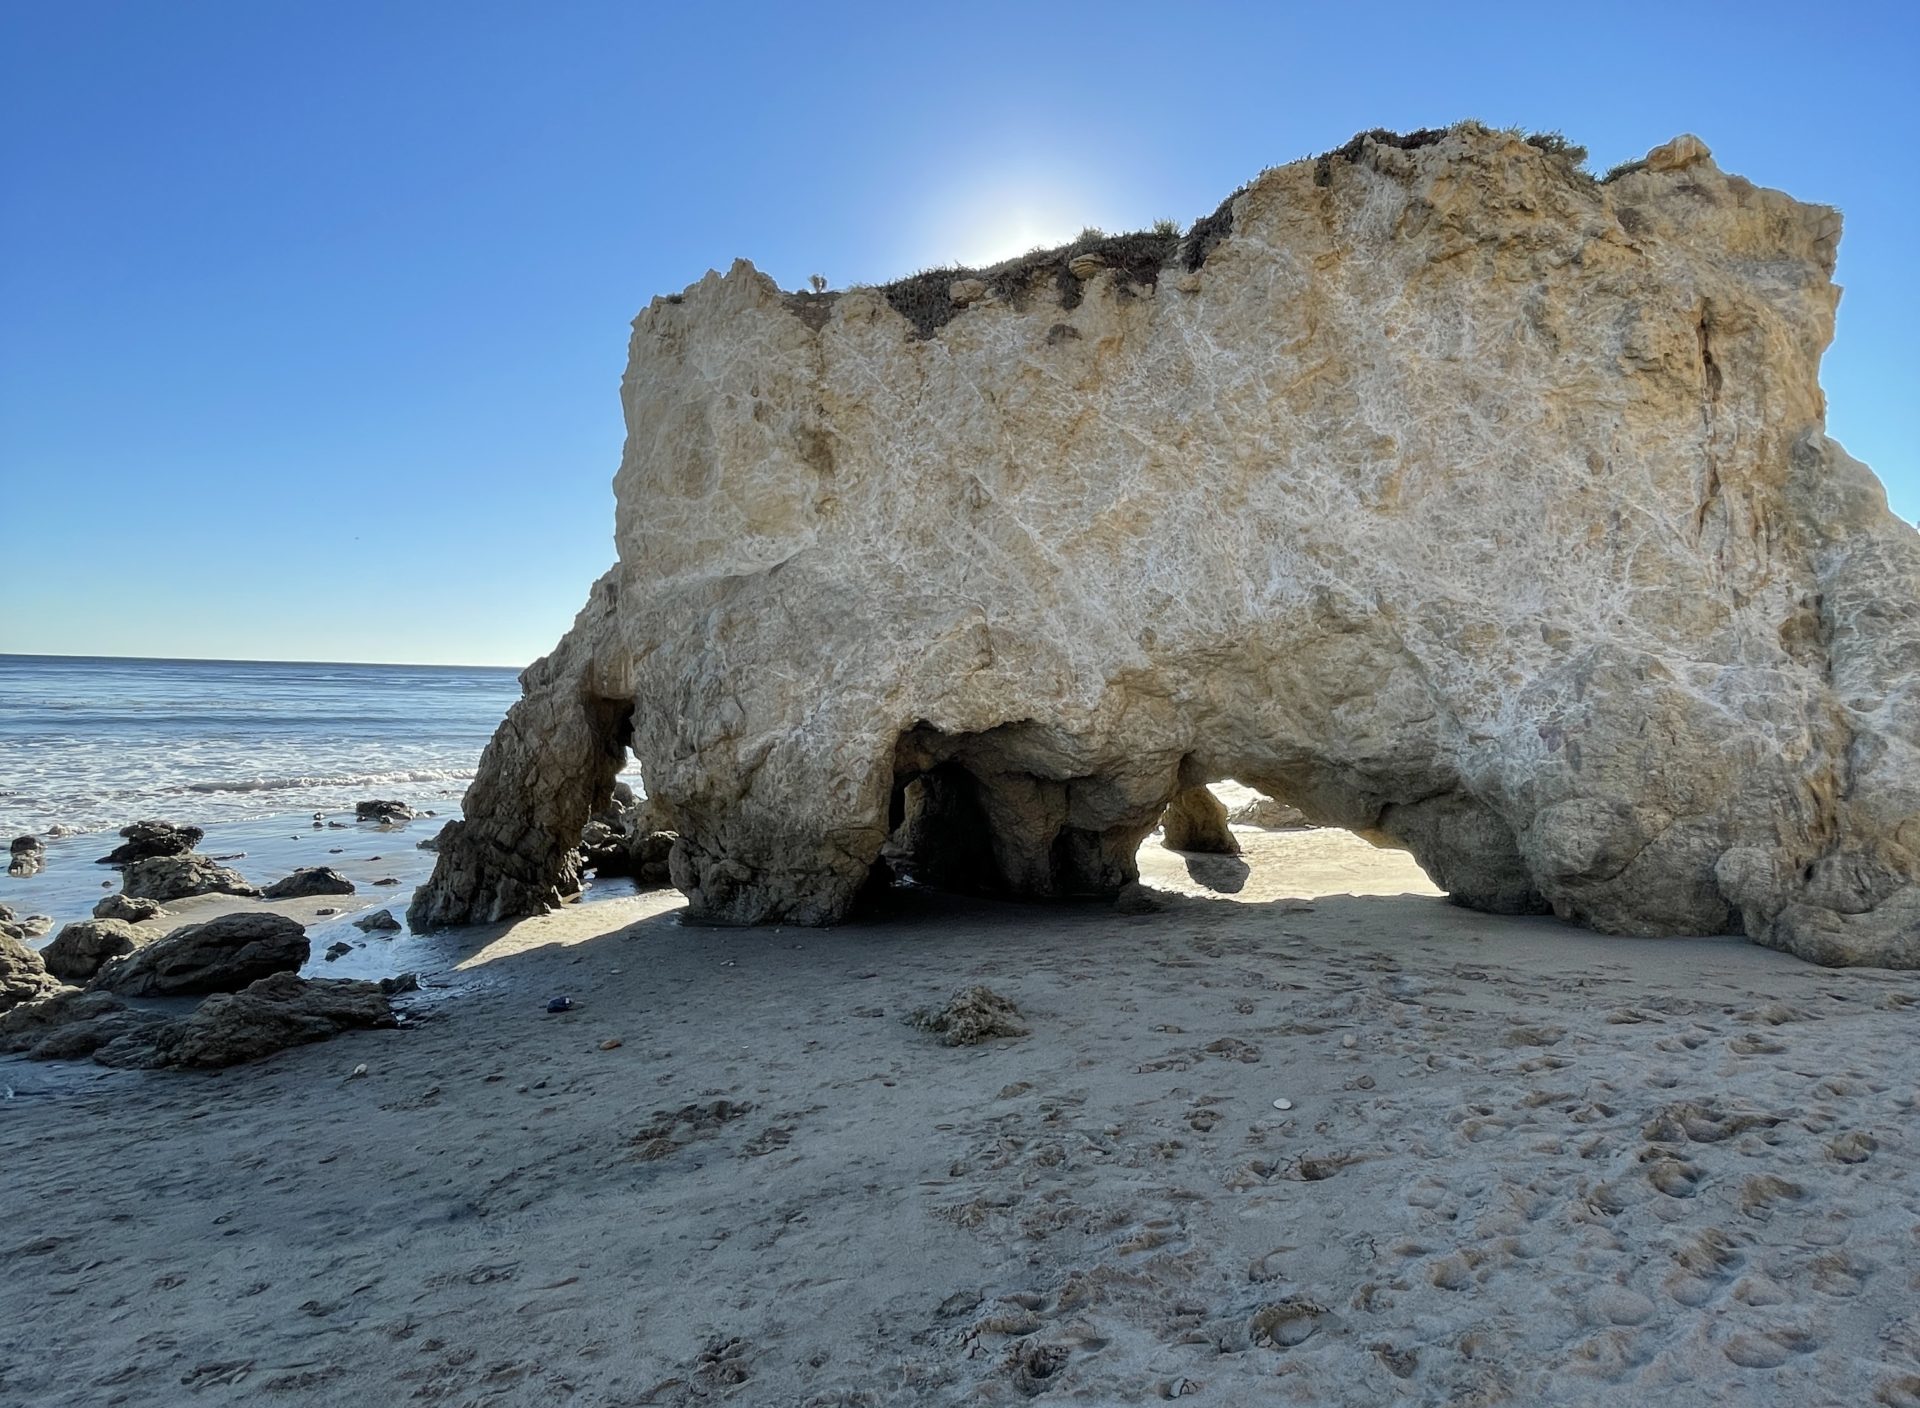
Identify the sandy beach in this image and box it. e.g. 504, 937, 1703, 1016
4, 824, 1915, 1407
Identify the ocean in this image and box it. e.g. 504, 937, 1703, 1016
0, 654, 586, 977
0, 654, 524, 838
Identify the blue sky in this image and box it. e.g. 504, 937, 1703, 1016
2, 2, 1914, 666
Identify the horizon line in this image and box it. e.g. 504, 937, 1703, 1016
0, 650, 526, 672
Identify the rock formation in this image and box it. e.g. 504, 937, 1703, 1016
412, 124, 1920, 968
41, 918, 147, 983
121, 853, 258, 903
91, 912, 308, 997
1160, 786, 1241, 855
96, 820, 203, 867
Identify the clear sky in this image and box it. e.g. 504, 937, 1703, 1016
2, 2, 1914, 666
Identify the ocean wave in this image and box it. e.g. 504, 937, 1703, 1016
183, 768, 473, 796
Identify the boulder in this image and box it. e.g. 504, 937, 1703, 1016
1229, 796, 1311, 831
355, 799, 415, 823
261, 867, 356, 900
40, 918, 147, 982
8, 836, 45, 879
1160, 786, 1240, 855
95, 820, 204, 867
91, 912, 308, 997
92, 973, 398, 1070
0, 934, 64, 1013
121, 853, 258, 903
93, 893, 166, 923
352, 909, 401, 933
0, 988, 148, 1060
410, 124, 1920, 968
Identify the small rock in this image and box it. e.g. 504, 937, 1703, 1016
323, 942, 352, 961
599, 1038, 623, 1051
95, 820, 203, 867
547, 996, 574, 1013
1272, 1098, 1294, 1111
1067, 252, 1104, 279
347, 1063, 369, 1079
261, 867, 356, 900
92, 894, 165, 923
355, 799, 415, 823
353, 909, 401, 934
948, 277, 988, 305
8, 836, 46, 879
371, 877, 400, 887
315, 907, 340, 917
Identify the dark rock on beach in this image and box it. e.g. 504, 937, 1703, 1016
93, 973, 399, 1070
353, 909, 401, 933
120, 853, 259, 903
91, 912, 308, 997
8, 836, 45, 879
261, 866, 356, 900
355, 799, 415, 823
41, 918, 147, 983
95, 820, 205, 867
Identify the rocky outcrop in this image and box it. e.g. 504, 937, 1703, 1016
91, 912, 308, 997
8, 836, 45, 878
261, 867, 356, 899
92, 974, 398, 1069
413, 124, 1920, 967
93, 894, 166, 923
1160, 786, 1240, 855
121, 853, 258, 903
41, 918, 147, 982
96, 820, 204, 867
1, 934, 64, 1012
0, 988, 154, 1061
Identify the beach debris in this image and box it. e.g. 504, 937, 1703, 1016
94, 820, 203, 867
598, 1037, 623, 1051
347, 1063, 368, 1079
120, 853, 258, 903
547, 995, 574, 1013
8, 836, 46, 879
1271, 1098, 1294, 1111
262, 866, 356, 900
906, 986, 1028, 1046
353, 909, 401, 933
629, 1100, 752, 1160
91, 912, 309, 997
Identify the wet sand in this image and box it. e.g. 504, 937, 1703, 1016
3, 827, 1916, 1406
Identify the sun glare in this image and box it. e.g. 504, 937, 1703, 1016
905, 169, 1129, 272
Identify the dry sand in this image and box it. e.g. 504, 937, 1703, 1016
3, 826, 1917, 1406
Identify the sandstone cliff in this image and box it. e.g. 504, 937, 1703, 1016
411, 124, 1920, 968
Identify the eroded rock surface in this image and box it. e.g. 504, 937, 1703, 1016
96, 820, 203, 867
41, 918, 147, 983
414, 124, 1920, 966
1, 934, 64, 1013
122, 853, 258, 903
1161, 786, 1240, 856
